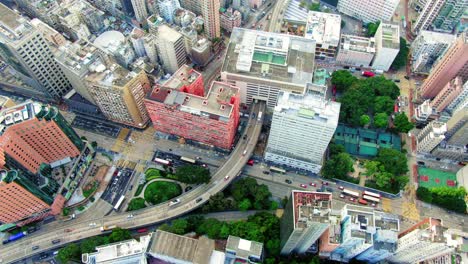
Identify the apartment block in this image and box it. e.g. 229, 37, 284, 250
265, 92, 340, 173
446, 80, 468, 114
220, 8, 242, 33
414, 100, 437, 124
280, 191, 334, 255
191, 39, 211, 66
201, 0, 220, 39
445, 108, 468, 146
225, 236, 264, 263
432, 143, 468, 161
413, 0, 447, 32
145, 65, 240, 150
14, 0, 60, 28
93, 31, 136, 69
371, 22, 400, 72
159, 0, 181, 24
155, 24, 187, 74
131, 0, 149, 23
130, 27, 147, 58
0, 3, 72, 100
337, 0, 399, 23
431, 76, 464, 112
304, 11, 341, 59
420, 32, 468, 98
221, 28, 316, 108
410, 30, 456, 74
180, 0, 202, 15
336, 35, 376, 67
416, 121, 447, 153
433, 0, 467, 33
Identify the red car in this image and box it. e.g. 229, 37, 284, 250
309, 182, 316, 187
300, 184, 307, 188
361, 71, 375, 77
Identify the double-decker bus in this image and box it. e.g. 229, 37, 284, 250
114, 195, 125, 211
363, 195, 380, 203
363, 190, 381, 198
342, 189, 360, 197
270, 166, 286, 174
180, 156, 196, 164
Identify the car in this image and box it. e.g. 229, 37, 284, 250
371, 203, 377, 207
39, 253, 48, 260
326, 187, 333, 192
339, 194, 345, 198
417, 161, 426, 166
394, 79, 401, 82
89, 222, 96, 227
300, 184, 307, 188
185, 186, 193, 192
224, 175, 230, 181
243, 135, 247, 140
339, 186, 344, 190
196, 197, 203, 203
349, 197, 356, 202
404, 76, 410, 80
263, 171, 270, 175
285, 179, 292, 184
202, 164, 208, 168
169, 199, 180, 206
32, 246, 39, 250
309, 182, 316, 187
168, 148, 172, 151
52, 239, 61, 244
127, 214, 134, 218
64, 229, 72, 233
322, 181, 329, 185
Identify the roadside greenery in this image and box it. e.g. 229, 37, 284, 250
322, 144, 356, 182
145, 168, 163, 181
365, 21, 380, 37
134, 183, 145, 196
127, 197, 147, 211
393, 112, 415, 133
417, 186, 467, 213
391, 37, 409, 70
144, 181, 182, 205
82, 181, 98, 198
172, 165, 211, 184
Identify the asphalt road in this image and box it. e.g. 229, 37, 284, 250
0, 102, 265, 264
100, 168, 134, 209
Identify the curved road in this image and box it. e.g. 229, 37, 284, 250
0, 102, 266, 264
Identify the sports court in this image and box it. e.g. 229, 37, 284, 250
418, 167, 457, 189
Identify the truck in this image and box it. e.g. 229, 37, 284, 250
257, 111, 263, 121
361, 71, 375, 77
100, 225, 118, 232
374, 69, 384, 75
2, 231, 27, 244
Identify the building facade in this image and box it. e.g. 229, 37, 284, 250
159, 0, 181, 24
201, 0, 220, 39
131, 0, 149, 23
430, 76, 464, 113
416, 121, 447, 153
336, 35, 376, 67
371, 22, 400, 71
130, 27, 147, 58
445, 108, 468, 146
414, 0, 467, 33
446, 80, 468, 114
337, 0, 399, 23
155, 24, 187, 74
264, 92, 340, 173
220, 8, 242, 33
420, 32, 468, 98
304, 11, 341, 60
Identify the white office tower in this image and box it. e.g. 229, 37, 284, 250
0, 3, 72, 100
155, 24, 187, 73
416, 121, 447, 153
265, 92, 340, 173
131, 0, 149, 23
337, 0, 399, 23
159, 0, 181, 24
371, 22, 400, 72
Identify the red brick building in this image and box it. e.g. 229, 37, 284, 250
145, 66, 240, 149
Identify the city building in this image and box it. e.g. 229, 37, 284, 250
0, 96, 15, 110
445, 108, 468, 146
130, 27, 147, 58
456, 165, 468, 190
430, 76, 464, 113
94, 31, 136, 68
221, 28, 316, 108
155, 24, 187, 74
413, 0, 467, 33
414, 100, 437, 124
420, 32, 468, 99
431, 143, 468, 161
388, 218, 454, 263
179, 25, 198, 55
179, 0, 202, 15
280, 191, 334, 255
416, 121, 447, 153
52, 0, 99, 41
337, 0, 399, 23
304, 11, 341, 60
159, 0, 181, 24
265, 92, 340, 173
410, 30, 456, 74
371, 22, 400, 71
220, 7, 242, 33
131, 0, 149, 23
446, 80, 468, 114
0, 3, 72, 100
29, 19, 66, 48
147, 230, 215, 263
14, 0, 60, 28
82, 234, 152, 263
225, 236, 264, 263
330, 205, 399, 263
145, 65, 240, 149
201, 0, 220, 39
191, 39, 211, 66
336, 35, 376, 67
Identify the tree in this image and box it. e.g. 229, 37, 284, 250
391, 37, 409, 70
299, 0, 306, 8
127, 198, 146, 211
374, 112, 389, 128
374, 96, 395, 114
174, 165, 210, 184
364, 161, 381, 180
171, 219, 188, 235
329, 143, 345, 157
108, 228, 131, 243
375, 171, 393, 188
265, 239, 281, 256
331, 70, 357, 92
57, 243, 81, 264
393, 112, 415, 133
308, 3, 320, 11
238, 198, 252, 211
322, 152, 354, 179
196, 218, 224, 239
366, 21, 380, 37
360, 114, 371, 126
341, 20, 346, 28
80, 236, 105, 254
186, 215, 205, 232
376, 148, 408, 176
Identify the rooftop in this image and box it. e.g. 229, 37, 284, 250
226, 236, 263, 259
305, 11, 341, 46
131, 27, 145, 39
0, 100, 43, 136
292, 190, 333, 229
374, 211, 400, 231
83, 235, 151, 263
222, 28, 316, 86
163, 65, 202, 90
340, 34, 376, 54
93, 30, 126, 53
418, 30, 457, 44
380, 23, 400, 49
157, 24, 182, 42
0, 3, 32, 42
284, 0, 309, 23
56, 40, 101, 76
343, 205, 376, 244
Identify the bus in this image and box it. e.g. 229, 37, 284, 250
363, 190, 381, 198
342, 189, 360, 197
270, 166, 286, 174
257, 111, 263, 121
114, 195, 125, 211
154, 158, 170, 165
363, 195, 380, 203
180, 156, 196, 164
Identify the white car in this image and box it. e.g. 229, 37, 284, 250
169, 199, 180, 206
127, 214, 134, 218
89, 222, 96, 227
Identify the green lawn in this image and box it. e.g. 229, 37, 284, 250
145, 168, 163, 181
144, 181, 181, 205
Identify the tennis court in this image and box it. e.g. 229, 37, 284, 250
418, 167, 457, 189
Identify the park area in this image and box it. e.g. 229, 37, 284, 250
418, 167, 457, 189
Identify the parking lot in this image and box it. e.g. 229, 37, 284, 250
101, 167, 134, 209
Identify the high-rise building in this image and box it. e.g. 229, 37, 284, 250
221, 28, 316, 108
304, 11, 341, 60
445, 108, 468, 146
145, 66, 240, 149
14, 0, 60, 28
220, 7, 242, 33
265, 92, 340, 173
413, 0, 468, 33
249, 0, 262, 9
336, 35, 376, 67
410, 30, 456, 74
446, 80, 468, 114
201, 0, 220, 39
225, 236, 264, 263
337, 0, 399, 23
280, 191, 334, 255
0, 3, 72, 100
179, 0, 202, 15
130, 27, 147, 58
430, 76, 464, 113
93, 31, 136, 69
131, 0, 149, 23
159, 0, 181, 24
371, 22, 400, 72
420, 32, 468, 98
416, 121, 447, 153
155, 24, 187, 74
191, 39, 212, 66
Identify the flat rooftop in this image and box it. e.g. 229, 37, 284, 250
157, 24, 182, 42
163, 65, 202, 90
86, 235, 151, 263
340, 34, 376, 53
0, 100, 43, 136
292, 190, 333, 229
0, 3, 32, 42
226, 236, 263, 259
380, 23, 400, 49
222, 28, 316, 86
305, 11, 341, 46
284, 0, 309, 23
56, 40, 101, 76
374, 211, 400, 231
418, 30, 457, 44
344, 205, 376, 244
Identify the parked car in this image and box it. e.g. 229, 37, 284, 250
322, 181, 329, 185
52, 239, 61, 244
300, 184, 307, 188
339, 194, 345, 198
285, 179, 292, 184
309, 182, 316, 187
32, 246, 39, 250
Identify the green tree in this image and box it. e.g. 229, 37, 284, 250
374, 112, 389, 128
127, 198, 146, 211
365, 76, 400, 99
366, 21, 380, 37
308, 3, 320, 11
322, 153, 354, 179
360, 114, 371, 126
80, 236, 105, 254
269, 200, 279, 210
364, 161, 381, 180
186, 215, 205, 232
391, 37, 409, 70
57, 243, 81, 264
341, 20, 346, 28
219, 223, 231, 239
375, 171, 393, 188
238, 198, 252, 211
144, 181, 182, 205
108, 228, 131, 243
329, 143, 345, 157
174, 165, 211, 184
393, 112, 415, 133
299, 0, 306, 8
376, 148, 408, 176
265, 238, 281, 256
171, 219, 188, 235
374, 96, 395, 114
196, 218, 224, 239
331, 70, 357, 92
